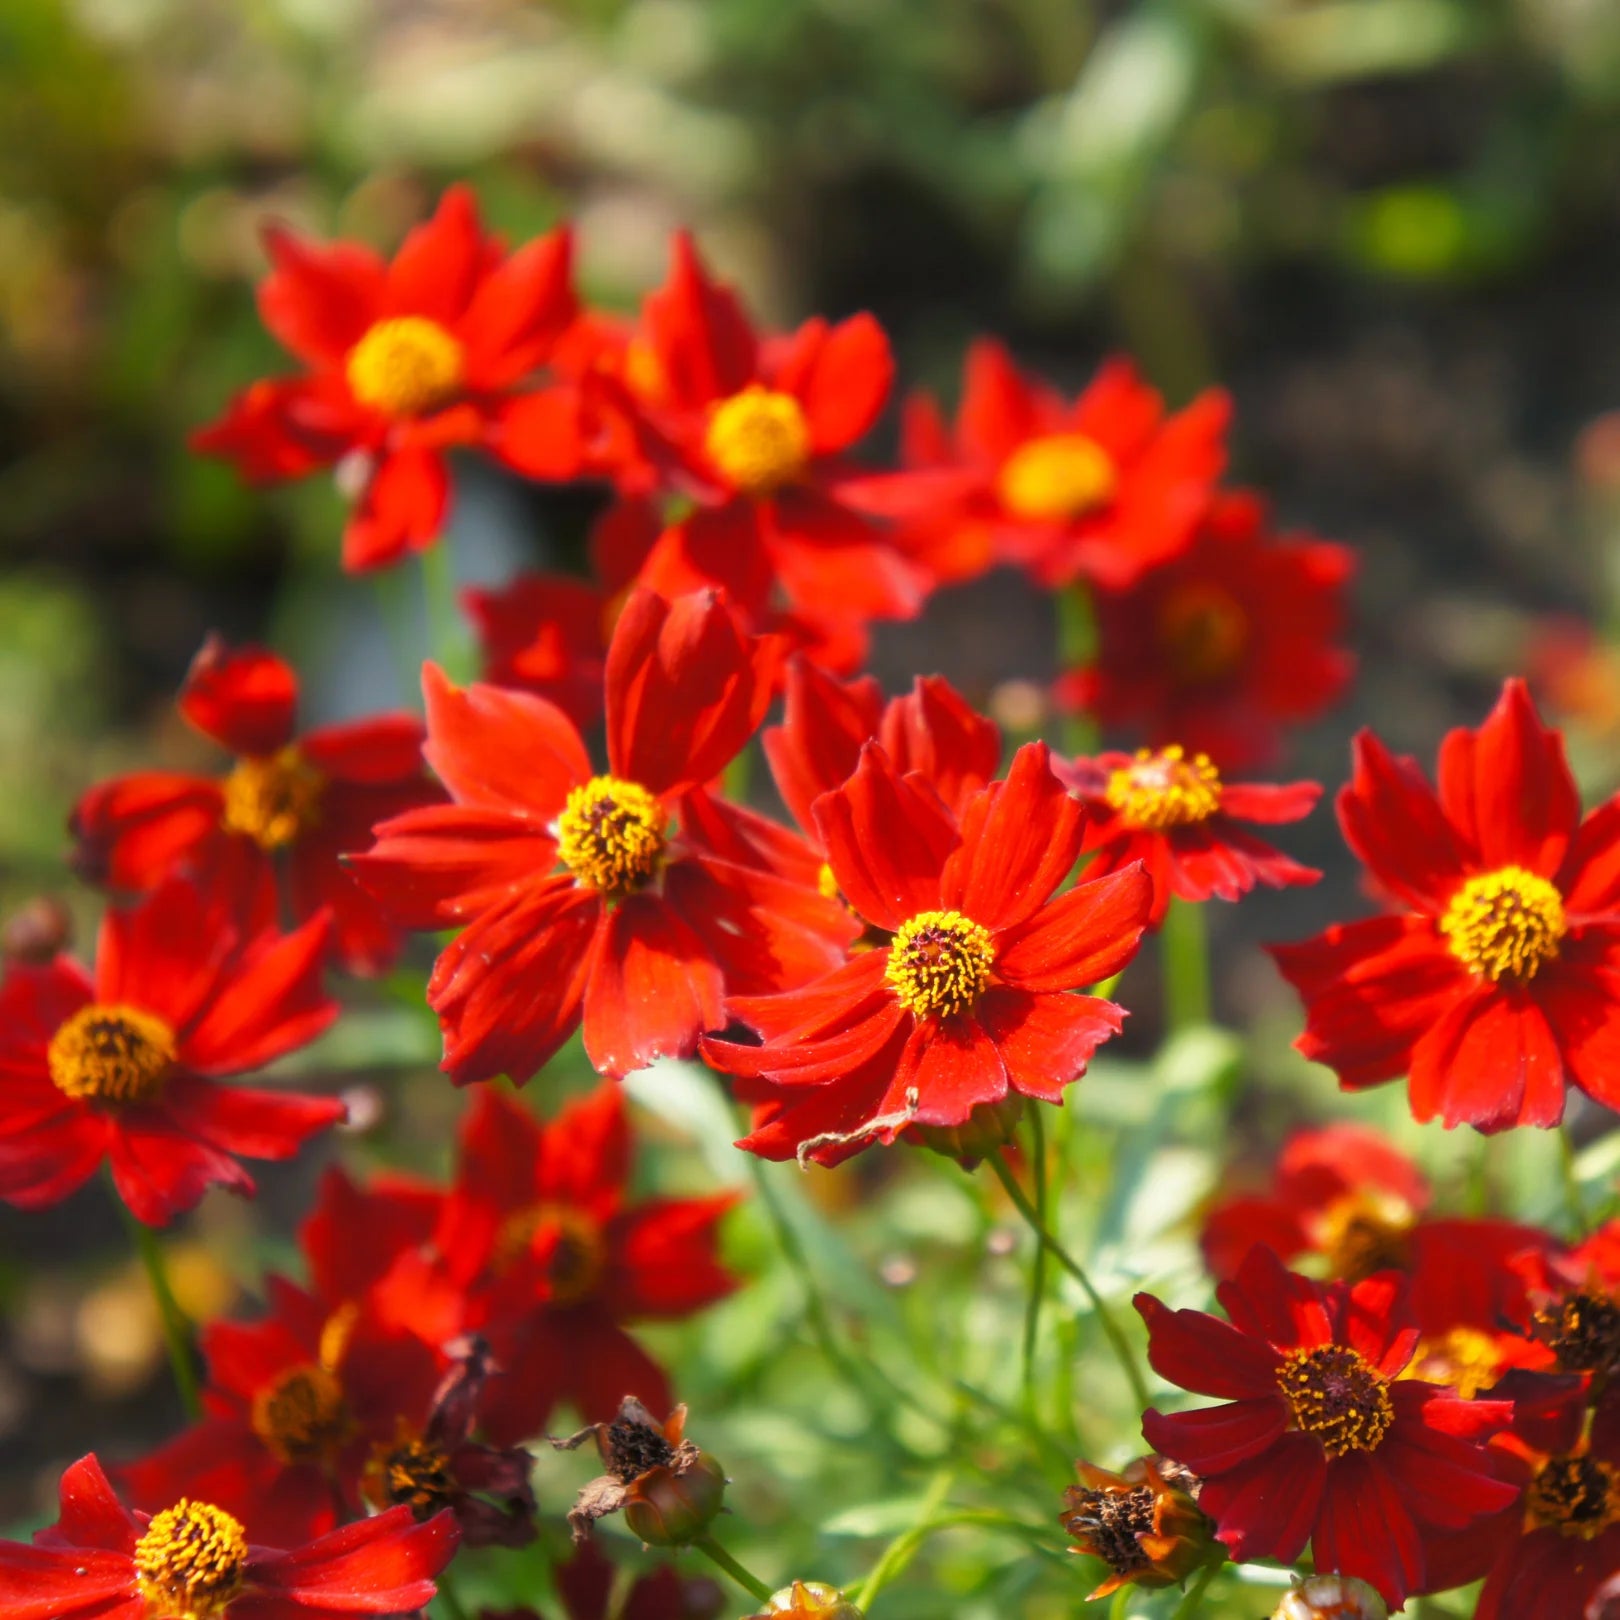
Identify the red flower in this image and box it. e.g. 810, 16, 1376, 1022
1509, 1219, 1620, 1388
1055, 492, 1355, 768
195, 187, 577, 571
1135, 1245, 1517, 1607
868, 339, 1229, 591
1270, 678, 1620, 1131
433, 1083, 740, 1440
461, 573, 610, 732
71, 638, 440, 976
350, 588, 852, 1082
548, 1540, 723, 1620
0, 878, 341, 1224
702, 742, 1152, 1165
1, 1452, 456, 1620
1057, 746, 1320, 926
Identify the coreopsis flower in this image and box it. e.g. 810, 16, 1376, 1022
551, 1397, 727, 1546
744, 1582, 865, 1618
71, 638, 440, 976
1511, 1220, 1620, 1388
433, 1084, 739, 1440
461, 572, 610, 732
350, 588, 853, 1082
1135, 1245, 1517, 1607
702, 742, 1152, 1166
1273, 1575, 1389, 1620
1054, 493, 1355, 769
0, 878, 341, 1225
870, 339, 1229, 591
1059, 1455, 1217, 1599
1056, 746, 1320, 926
1271, 678, 1620, 1131
2, 1453, 457, 1620
195, 187, 578, 571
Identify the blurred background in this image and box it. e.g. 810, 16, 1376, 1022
5, 0, 1620, 1582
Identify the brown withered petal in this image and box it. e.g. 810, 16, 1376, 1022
1060, 1454, 1218, 1600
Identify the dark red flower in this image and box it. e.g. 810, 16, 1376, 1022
195, 187, 578, 571
1054, 492, 1355, 768
1510, 1219, 1620, 1389
1270, 678, 1620, 1131
461, 573, 611, 732
1057, 746, 1319, 926
860, 339, 1229, 591
71, 638, 440, 976
0, 878, 340, 1224
1136, 1245, 1517, 1607
1, 1452, 457, 1620
350, 587, 852, 1083
702, 742, 1152, 1166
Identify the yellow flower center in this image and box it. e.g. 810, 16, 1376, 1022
494, 1202, 607, 1304
346, 316, 464, 418
997, 433, 1116, 521
704, 386, 811, 496
1104, 746, 1222, 831
556, 776, 668, 897
1439, 866, 1567, 982
48, 1003, 176, 1104
134, 1499, 249, 1620
1317, 1192, 1414, 1285
367, 1429, 457, 1521
1157, 581, 1249, 685
885, 909, 995, 1021
817, 862, 841, 902
1277, 1344, 1394, 1458
220, 747, 325, 852
249, 1363, 350, 1466
1400, 1326, 1506, 1401
1526, 1454, 1620, 1540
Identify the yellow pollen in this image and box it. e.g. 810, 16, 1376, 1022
48, 1003, 176, 1104
817, 862, 841, 902
367, 1426, 457, 1521
249, 1363, 350, 1466
1104, 746, 1222, 831
1277, 1344, 1394, 1458
346, 316, 464, 418
1400, 1327, 1505, 1401
1157, 582, 1249, 685
1316, 1193, 1414, 1285
997, 433, 1116, 521
1439, 866, 1567, 982
886, 909, 995, 1021
1526, 1454, 1620, 1540
705, 386, 811, 496
134, 1500, 249, 1620
220, 747, 324, 851
556, 776, 668, 896
494, 1202, 607, 1303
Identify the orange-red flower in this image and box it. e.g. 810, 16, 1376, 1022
1055, 492, 1355, 768
1271, 679, 1620, 1131
195, 187, 577, 571
461, 573, 610, 731
71, 638, 441, 976
351, 588, 852, 1082
2, 1453, 456, 1620
1136, 1246, 1517, 1608
1058, 746, 1320, 926
702, 742, 1151, 1165
0, 878, 340, 1225
1059, 1455, 1217, 1598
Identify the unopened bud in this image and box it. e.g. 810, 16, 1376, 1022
911, 1094, 1025, 1168
747, 1581, 864, 1619
1273, 1575, 1389, 1620
1, 896, 71, 965
621, 1447, 727, 1547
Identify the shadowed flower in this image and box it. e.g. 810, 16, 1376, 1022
461, 573, 611, 732
1060, 1455, 1218, 1598
745, 1582, 865, 1618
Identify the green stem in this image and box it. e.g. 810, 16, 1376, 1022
434, 1571, 472, 1620
370, 567, 422, 706
987, 1153, 1150, 1413
1108, 1585, 1131, 1620
1561, 1129, 1586, 1235
419, 538, 471, 681
1161, 897, 1211, 1031
1168, 1562, 1221, 1619
1055, 587, 1099, 759
120, 1207, 200, 1418
1020, 1109, 1050, 1410
848, 1469, 955, 1609
691, 1534, 774, 1603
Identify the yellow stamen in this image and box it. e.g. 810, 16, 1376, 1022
367, 1426, 456, 1521
48, 1003, 176, 1104
1400, 1326, 1505, 1401
885, 909, 995, 1021
1439, 866, 1566, 982
1277, 1344, 1393, 1457
1526, 1454, 1620, 1540
997, 433, 1115, 521
346, 316, 464, 418
556, 776, 667, 897
220, 746, 324, 851
249, 1363, 350, 1465
705, 386, 811, 496
1157, 581, 1249, 684
1104, 746, 1222, 831
1316, 1192, 1414, 1285
134, 1499, 249, 1620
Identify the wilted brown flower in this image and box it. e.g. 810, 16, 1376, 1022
745, 1581, 864, 1619
551, 1396, 727, 1546
1060, 1455, 1218, 1599
1272, 1574, 1389, 1619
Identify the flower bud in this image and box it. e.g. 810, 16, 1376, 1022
746, 1581, 864, 1619
621, 1448, 727, 1547
1272, 1575, 1389, 1620
1060, 1455, 1219, 1599
910, 1094, 1025, 1167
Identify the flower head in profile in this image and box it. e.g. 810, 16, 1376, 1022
745, 1582, 865, 1618
1055, 492, 1355, 769
1059, 1455, 1217, 1598
71, 637, 440, 976
0, 1453, 457, 1620
1135, 1245, 1517, 1608
703, 742, 1152, 1166
0, 878, 341, 1225
195, 187, 578, 571
1271, 678, 1620, 1131
351, 588, 853, 1083
1058, 745, 1320, 926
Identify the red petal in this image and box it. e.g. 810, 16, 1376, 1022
762, 658, 882, 837
1135, 1292, 1283, 1397
180, 637, 299, 757
778, 313, 893, 454
247, 1505, 458, 1612
765, 490, 928, 622
381, 186, 484, 322
1216, 1244, 1334, 1351
975, 987, 1122, 1102
162, 1075, 344, 1160
299, 714, 425, 784
1309, 1450, 1425, 1609
96, 878, 235, 1034
956, 339, 1043, 463
888, 1015, 1008, 1126
258, 223, 384, 369
47, 1455, 140, 1553
1141, 1397, 1290, 1475
341, 449, 449, 573
459, 225, 577, 388
106, 1112, 256, 1225
1407, 985, 1567, 1131
878, 677, 1002, 814
490, 386, 590, 481
1338, 730, 1469, 912
608, 1195, 741, 1317
641, 232, 757, 408
1195, 1433, 1326, 1565
69, 773, 224, 893
994, 865, 1151, 991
